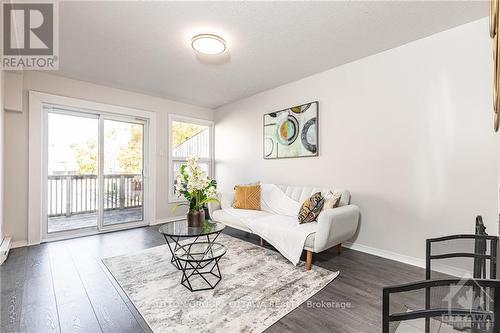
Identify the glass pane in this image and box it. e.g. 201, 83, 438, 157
47, 112, 98, 233
171, 121, 210, 158
103, 120, 144, 226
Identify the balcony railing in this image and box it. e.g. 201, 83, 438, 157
172, 128, 209, 158
48, 174, 143, 217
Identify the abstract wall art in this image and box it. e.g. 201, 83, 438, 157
263, 101, 319, 159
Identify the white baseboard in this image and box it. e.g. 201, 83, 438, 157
343, 241, 469, 278
152, 215, 185, 226
0, 237, 12, 265
12, 240, 28, 249
343, 241, 426, 268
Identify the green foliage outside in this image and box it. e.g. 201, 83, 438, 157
71, 139, 98, 174
70, 121, 202, 174
172, 122, 206, 148
70, 125, 143, 174
117, 125, 143, 173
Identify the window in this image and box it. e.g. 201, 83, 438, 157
168, 115, 214, 202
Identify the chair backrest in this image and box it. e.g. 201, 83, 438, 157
476, 216, 487, 236
474, 216, 489, 279
426, 234, 498, 280
383, 279, 500, 333
276, 184, 351, 206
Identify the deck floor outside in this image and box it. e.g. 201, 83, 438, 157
48, 207, 143, 232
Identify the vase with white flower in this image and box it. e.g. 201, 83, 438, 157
173, 156, 219, 227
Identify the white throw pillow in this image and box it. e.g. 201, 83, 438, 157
323, 191, 341, 210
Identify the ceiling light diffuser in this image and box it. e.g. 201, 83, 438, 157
191, 34, 226, 55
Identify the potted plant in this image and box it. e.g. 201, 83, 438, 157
174, 156, 218, 227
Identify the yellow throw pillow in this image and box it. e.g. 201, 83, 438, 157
233, 185, 261, 210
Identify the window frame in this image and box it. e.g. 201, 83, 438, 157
167, 114, 214, 203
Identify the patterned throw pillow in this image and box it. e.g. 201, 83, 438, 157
298, 192, 325, 224
233, 185, 261, 210
323, 191, 341, 210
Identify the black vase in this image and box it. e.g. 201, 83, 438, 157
187, 209, 205, 227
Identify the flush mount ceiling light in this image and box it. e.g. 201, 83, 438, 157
191, 34, 226, 55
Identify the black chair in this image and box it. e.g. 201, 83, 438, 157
383, 216, 500, 332
383, 279, 500, 333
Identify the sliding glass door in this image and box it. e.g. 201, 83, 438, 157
47, 111, 99, 233
45, 107, 148, 237
102, 118, 144, 227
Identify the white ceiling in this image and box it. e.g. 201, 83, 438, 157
56, 1, 488, 109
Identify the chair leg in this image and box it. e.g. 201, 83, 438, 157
306, 251, 313, 271
335, 243, 342, 254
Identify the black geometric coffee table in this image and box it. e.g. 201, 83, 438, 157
158, 219, 225, 270
174, 242, 227, 292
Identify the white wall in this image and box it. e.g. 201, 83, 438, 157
4, 71, 213, 245
215, 18, 499, 262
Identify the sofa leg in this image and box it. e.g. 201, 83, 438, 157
306, 251, 313, 271
335, 243, 342, 254
260, 237, 264, 247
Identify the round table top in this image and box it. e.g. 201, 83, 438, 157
158, 219, 225, 237
174, 242, 227, 262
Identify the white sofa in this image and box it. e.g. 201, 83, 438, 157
208, 184, 360, 270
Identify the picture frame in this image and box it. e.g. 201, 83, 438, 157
263, 101, 319, 159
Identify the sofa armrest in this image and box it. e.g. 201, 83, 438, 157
314, 204, 360, 252
207, 200, 221, 219
208, 191, 234, 218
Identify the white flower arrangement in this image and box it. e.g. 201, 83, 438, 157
174, 156, 218, 211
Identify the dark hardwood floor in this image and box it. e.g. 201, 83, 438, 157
0, 225, 424, 333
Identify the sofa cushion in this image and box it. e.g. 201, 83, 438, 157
233, 184, 261, 210
212, 208, 272, 232
277, 185, 350, 207
212, 210, 249, 231
298, 192, 325, 224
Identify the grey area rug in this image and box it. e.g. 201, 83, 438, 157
102, 234, 339, 333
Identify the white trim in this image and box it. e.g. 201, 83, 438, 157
167, 114, 214, 204
344, 241, 470, 277
29, 92, 44, 245
152, 215, 186, 226
98, 111, 105, 231
29, 91, 157, 244
12, 240, 27, 249
168, 114, 214, 127
0, 237, 12, 265
40, 223, 150, 243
